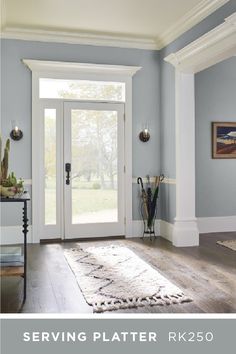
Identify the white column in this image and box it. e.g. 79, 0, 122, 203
173, 70, 199, 247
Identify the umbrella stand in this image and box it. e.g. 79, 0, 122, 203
137, 175, 164, 241
140, 200, 157, 240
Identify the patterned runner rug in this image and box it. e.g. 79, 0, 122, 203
64, 245, 192, 312
217, 240, 236, 251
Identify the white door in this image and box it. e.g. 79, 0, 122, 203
64, 102, 125, 239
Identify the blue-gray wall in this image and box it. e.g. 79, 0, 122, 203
159, 0, 236, 223
1, 39, 160, 225
195, 57, 236, 217
1, 0, 236, 228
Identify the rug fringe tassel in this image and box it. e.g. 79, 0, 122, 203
93, 293, 192, 313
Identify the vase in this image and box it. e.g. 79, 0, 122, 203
0, 185, 24, 197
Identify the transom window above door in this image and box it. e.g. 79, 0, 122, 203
39, 78, 125, 101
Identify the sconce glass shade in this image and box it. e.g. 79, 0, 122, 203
139, 125, 150, 142
10, 120, 23, 141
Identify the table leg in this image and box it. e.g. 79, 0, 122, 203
22, 200, 28, 303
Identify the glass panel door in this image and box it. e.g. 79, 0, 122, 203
71, 109, 118, 224
38, 100, 63, 240
64, 102, 125, 239
44, 108, 57, 225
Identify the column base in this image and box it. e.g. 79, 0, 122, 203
172, 219, 199, 247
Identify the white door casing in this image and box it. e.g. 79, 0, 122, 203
164, 12, 236, 247
23, 60, 141, 242
173, 71, 199, 247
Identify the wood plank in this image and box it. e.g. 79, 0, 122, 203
1, 232, 236, 313
0, 266, 24, 277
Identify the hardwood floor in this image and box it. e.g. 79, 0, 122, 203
1, 232, 236, 313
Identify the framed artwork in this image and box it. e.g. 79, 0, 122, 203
212, 122, 236, 159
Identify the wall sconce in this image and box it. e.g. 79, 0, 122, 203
139, 124, 150, 142
10, 121, 23, 141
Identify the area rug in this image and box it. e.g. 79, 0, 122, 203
217, 240, 236, 251
64, 245, 192, 312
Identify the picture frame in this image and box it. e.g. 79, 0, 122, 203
212, 122, 236, 159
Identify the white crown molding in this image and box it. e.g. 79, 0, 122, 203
159, 0, 230, 48
1, 26, 159, 50
164, 12, 236, 73
0, 0, 229, 50
22, 59, 142, 76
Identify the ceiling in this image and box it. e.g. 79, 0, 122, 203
0, 0, 230, 49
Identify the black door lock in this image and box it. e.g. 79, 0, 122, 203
65, 163, 71, 185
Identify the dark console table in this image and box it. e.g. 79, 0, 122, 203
0, 192, 30, 302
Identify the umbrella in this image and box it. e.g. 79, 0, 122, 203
137, 177, 149, 220
148, 174, 164, 228
146, 175, 152, 217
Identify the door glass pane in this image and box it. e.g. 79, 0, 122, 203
71, 110, 118, 224
40, 78, 125, 101
44, 109, 57, 225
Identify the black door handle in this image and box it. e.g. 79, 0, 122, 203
65, 163, 71, 185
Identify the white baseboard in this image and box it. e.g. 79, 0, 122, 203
0, 226, 33, 245
160, 220, 174, 242
2, 216, 234, 245
172, 219, 199, 247
131, 216, 236, 243
198, 216, 236, 234
130, 220, 160, 238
